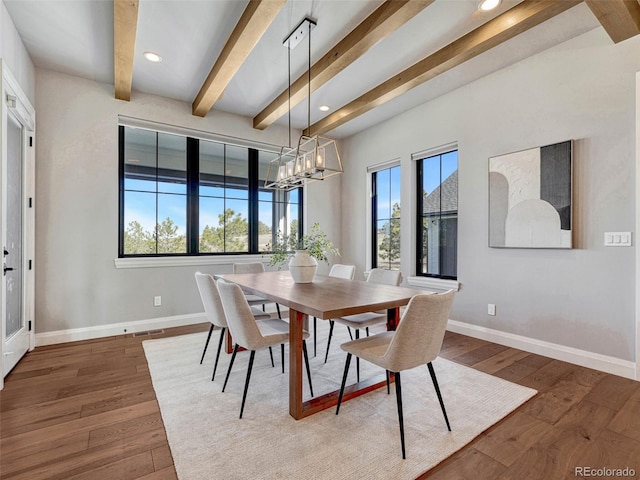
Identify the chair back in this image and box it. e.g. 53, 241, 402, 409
233, 262, 266, 274
217, 280, 265, 350
367, 268, 402, 286
329, 264, 356, 280
384, 290, 455, 372
194, 272, 227, 328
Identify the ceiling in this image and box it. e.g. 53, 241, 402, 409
3, 0, 606, 139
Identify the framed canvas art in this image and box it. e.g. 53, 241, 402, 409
489, 140, 572, 248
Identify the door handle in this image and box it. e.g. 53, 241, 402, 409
4, 265, 14, 275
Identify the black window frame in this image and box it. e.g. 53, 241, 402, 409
416, 150, 458, 280
371, 164, 401, 270
118, 125, 303, 257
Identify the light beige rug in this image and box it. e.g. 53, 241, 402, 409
143, 327, 536, 480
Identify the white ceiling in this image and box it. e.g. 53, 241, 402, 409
3, 0, 599, 138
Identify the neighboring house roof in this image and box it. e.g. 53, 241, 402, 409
424, 170, 458, 215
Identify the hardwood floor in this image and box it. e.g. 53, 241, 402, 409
1, 324, 639, 479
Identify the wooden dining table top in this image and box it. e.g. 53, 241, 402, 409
217, 270, 431, 319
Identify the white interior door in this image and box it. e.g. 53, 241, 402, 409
2, 110, 28, 376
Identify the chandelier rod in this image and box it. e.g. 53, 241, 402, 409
307, 20, 311, 135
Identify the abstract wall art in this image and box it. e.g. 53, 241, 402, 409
489, 140, 572, 248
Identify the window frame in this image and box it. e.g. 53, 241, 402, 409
415, 148, 458, 280
369, 160, 401, 271
118, 125, 303, 258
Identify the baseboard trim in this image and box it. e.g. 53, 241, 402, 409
35, 313, 206, 347
447, 319, 636, 380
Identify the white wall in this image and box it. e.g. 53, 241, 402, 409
0, 2, 34, 104
34, 69, 339, 335
341, 28, 639, 362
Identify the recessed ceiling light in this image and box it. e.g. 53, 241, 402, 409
143, 51, 162, 63
319, 105, 330, 112
478, 0, 500, 11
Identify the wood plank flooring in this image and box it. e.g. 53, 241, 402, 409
1, 324, 639, 479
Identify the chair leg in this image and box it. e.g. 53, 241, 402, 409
336, 353, 352, 415
212, 327, 226, 382
394, 372, 406, 459
269, 346, 274, 368
239, 350, 256, 419
313, 317, 317, 357
222, 343, 239, 392
200, 324, 215, 364
386, 370, 390, 394
276, 303, 282, 319
324, 320, 335, 364
428, 362, 451, 431
355, 329, 360, 383
366, 327, 369, 337
347, 327, 353, 340
302, 340, 314, 398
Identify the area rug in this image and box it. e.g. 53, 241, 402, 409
143, 326, 536, 480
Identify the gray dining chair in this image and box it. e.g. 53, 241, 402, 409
312, 264, 356, 356
195, 272, 274, 382
325, 268, 402, 381
336, 290, 455, 459
218, 280, 314, 418
233, 262, 282, 319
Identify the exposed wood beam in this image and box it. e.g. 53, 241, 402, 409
114, 0, 139, 101
305, 0, 581, 136
585, 0, 640, 43
253, 0, 433, 130
192, 0, 286, 117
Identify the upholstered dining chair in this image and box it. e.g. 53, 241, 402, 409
324, 268, 402, 381
312, 264, 356, 356
195, 272, 273, 382
217, 280, 314, 419
233, 262, 282, 319
336, 290, 455, 459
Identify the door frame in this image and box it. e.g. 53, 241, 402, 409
0, 60, 35, 390
636, 71, 640, 381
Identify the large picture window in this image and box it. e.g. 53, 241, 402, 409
372, 164, 401, 270
119, 126, 302, 257
416, 150, 458, 279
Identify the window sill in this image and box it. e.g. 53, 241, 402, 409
114, 254, 272, 269
407, 276, 460, 292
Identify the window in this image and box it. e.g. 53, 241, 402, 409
372, 165, 401, 270
119, 126, 302, 257
416, 150, 458, 279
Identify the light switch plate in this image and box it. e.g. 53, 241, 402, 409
604, 232, 632, 247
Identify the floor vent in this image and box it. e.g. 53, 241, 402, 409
133, 329, 165, 337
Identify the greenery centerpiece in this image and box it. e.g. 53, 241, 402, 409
265, 223, 339, 282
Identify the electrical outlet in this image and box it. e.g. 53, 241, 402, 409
154, 296, 162, 307
488, 304, 496, 316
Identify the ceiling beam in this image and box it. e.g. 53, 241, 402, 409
253, 0, 434, 130
114, 0, 139, 101
585, 0, 640, 43
305, 0, 581, 137
192, 0, 286, 117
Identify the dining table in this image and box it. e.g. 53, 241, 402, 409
217, 270, 431, 420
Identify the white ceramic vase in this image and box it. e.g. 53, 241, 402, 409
288, 250, 318, 283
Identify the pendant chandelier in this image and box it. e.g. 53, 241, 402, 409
265, 17, 343, 191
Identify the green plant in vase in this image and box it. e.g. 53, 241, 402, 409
265, 223, 339, 281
